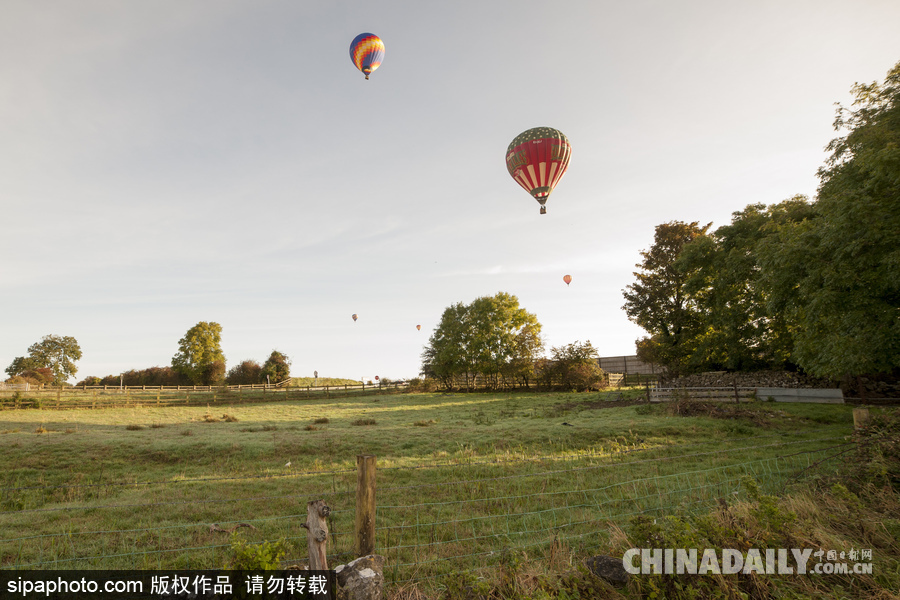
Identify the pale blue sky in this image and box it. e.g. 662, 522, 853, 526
2, 0, 899, 382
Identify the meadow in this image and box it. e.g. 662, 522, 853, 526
0, 388, 884, 596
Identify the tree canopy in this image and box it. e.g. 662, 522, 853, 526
421, 292, 542, 390
262, 351, 291, 384
621, 221, 710, 376
624, 61, 900, 380
171, 322, 226, 385
5, 335, 82, 385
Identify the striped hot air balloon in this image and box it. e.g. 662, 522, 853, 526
349, 33, 385, 80
352, 314, 358, 322
506, 127, 572, 214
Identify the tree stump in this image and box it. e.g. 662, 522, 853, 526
303, 499, 330, 570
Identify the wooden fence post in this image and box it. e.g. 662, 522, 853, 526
356, 454, 377, 557
303, 499, 330, 570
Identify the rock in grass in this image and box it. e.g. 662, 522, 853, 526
585, 555, 629, 585
335, 554, 385, 600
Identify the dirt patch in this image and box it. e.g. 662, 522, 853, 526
662, 398, 789, 426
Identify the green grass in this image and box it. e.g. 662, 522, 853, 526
0, 390, 878, 590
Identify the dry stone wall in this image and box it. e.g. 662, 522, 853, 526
660, 370, 900, 399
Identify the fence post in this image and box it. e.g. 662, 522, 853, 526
303, 499, 330, 570
356, 454, 377, 557
733, 382, 739, 403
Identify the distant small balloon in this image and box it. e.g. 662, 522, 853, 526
352, 314, 358, 322
416, 324, 421, 331
563, 274, 572, 286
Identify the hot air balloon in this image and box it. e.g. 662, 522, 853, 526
352, 314, 358, 322
349, 33, 385, 80
416, 324, 421, 331
505, 127, 571, 214
563, 274, 572, 286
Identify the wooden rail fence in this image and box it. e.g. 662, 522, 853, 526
0, 381, 409, 410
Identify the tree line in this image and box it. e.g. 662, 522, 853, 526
623, 61, 900, 383
420, 291, 607, 391
4, 322, 291, 387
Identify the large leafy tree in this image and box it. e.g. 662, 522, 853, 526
678, 197, 816, 371
5, 335, 82, 385
421, 292, 542, 390
171, 322, 226, 385
622, 221, 710, 375
759, 62, 900, 379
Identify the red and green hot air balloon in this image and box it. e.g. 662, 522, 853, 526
563, 274, 572, 286
506, 127, 572, 214
349, 33, 385, 80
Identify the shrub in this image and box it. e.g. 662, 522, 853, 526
224, 535, 287, 570
225, 360, 263, 385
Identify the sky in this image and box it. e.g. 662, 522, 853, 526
2, 1, 899, 384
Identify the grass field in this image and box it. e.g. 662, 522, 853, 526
0, 389, 892, 597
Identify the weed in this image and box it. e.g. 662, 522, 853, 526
180, 429, 193, 436
304, 425, 320, 431
262, 425, 277, 431
413, 420, 436, 427
313, 417, 330, 424
34, 426, 47, 434
352, 418, 376, 426
222, 414, 238, 422
125, 424, 145, 431
150, 423, 166, 429
224, 534, 288, 570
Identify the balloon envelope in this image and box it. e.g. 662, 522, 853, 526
349, 33, 385, 80
563, 274, 572, 286
416, 324, 421, 331
352, 314, 358, 322
505, 127, 571, 213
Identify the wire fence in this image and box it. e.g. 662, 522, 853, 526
0, 433, 848, 581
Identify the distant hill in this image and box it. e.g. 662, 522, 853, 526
290, 377, 363, 387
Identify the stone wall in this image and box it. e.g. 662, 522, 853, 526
660, 370, 900, 399
660, 370, 833, 389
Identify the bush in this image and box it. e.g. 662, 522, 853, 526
226, 360, 264, 385
224, 535, 287, 570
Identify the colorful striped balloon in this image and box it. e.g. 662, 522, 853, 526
349, 33, 385, 80
505, 127, 572, 214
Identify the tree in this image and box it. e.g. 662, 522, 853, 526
622, 221, 710, 375
5, 356, 39, 380
226, 360, 264, 385
503, 323, 545, 387
171, 322, 226, 385
6, 335, 82, 385
421, 292, 542, 390
421, 301, 477, 389
758, 61, 900, 379
678, 197, 816, 371
262, 351, 291, 384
